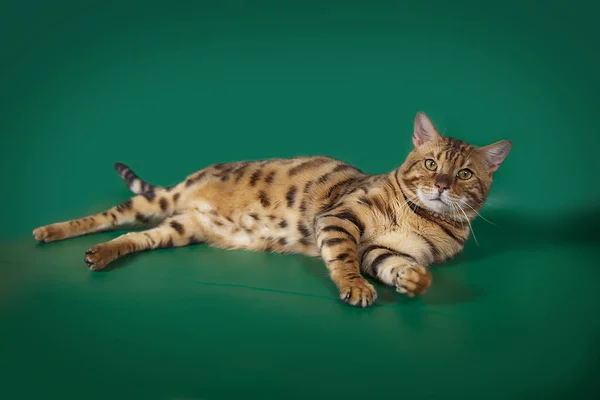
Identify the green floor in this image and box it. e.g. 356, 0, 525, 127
1, 1, 599, 399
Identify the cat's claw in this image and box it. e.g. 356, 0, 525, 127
395, 263, 432, 297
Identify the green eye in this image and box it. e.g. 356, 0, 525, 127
457, 169, 473, 180
424, 159, 437, 171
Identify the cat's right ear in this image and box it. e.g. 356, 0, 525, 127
413, 112, 440, 147
478, 139, 512, 173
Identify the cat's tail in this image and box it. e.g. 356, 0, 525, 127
114, 162, 161, 194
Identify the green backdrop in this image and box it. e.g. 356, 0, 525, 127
1, 1, 599, 399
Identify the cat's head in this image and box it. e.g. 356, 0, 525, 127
399, 112, 511, 219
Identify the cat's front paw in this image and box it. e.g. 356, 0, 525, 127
339, 279, 377, 308
33, 224, 66, 243
395, 263, 432, 297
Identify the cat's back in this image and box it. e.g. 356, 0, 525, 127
181, 155, 364, 202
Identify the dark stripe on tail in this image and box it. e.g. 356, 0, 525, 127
114, 163, 159, 194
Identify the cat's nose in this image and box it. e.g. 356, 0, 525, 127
435, 182, 448, 192
434, 175, 451, 192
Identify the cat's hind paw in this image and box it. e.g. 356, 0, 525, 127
33, 224, 65, 243
84, 244, 117, 271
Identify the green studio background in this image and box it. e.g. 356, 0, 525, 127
1, 1, 599, 399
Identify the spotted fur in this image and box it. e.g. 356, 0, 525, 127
32, 113, 511, 308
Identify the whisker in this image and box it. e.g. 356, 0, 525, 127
458, 199, 498, 227
456, 202, 479, 246
399, 193, 419, 209
450, 202, 458, 225
450, 202, 466, 227
410, 202, 418, 213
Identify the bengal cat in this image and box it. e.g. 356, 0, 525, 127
33, 113, 511, 308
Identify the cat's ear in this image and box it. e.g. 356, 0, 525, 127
479, 140, 512, 173
413, 112, 441, 147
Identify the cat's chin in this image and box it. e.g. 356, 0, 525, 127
416, 189, 451, 214
421, 199, 449, 214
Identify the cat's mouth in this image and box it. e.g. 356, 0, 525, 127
424, 190, 449, 204
417, 188, 451, 213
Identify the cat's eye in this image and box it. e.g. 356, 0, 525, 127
424, 159, 437, 171
457, 169, 473, 180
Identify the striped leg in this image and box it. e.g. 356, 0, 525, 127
315, 208, 377, 307
360, 244, 432, 297
32, 190, 177, 243
84, 213, 205, 270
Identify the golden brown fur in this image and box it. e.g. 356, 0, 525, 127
33, 112, 511, 308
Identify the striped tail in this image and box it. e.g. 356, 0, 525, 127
114, 163, 160, 194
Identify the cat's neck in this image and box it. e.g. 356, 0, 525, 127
403, 197, 467, 228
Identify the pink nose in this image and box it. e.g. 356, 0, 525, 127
435, 181, 448, 192
434, 174, 451, 193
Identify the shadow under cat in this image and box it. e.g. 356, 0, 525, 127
376, 205, 600, 307
29, 205, 599, 308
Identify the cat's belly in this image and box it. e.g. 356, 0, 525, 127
177, 156, 364, 258
191, 201, 320, 257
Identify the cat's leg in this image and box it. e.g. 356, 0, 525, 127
360, 244, 432, 297
84, 212, 205, 270
33, 189, 179, 243
315, 209, 377, 307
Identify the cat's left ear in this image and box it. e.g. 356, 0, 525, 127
478, 140, 512, 173
413, 112, 441, 147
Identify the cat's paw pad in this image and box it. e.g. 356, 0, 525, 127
84, 244, 116, 271
339, 279, 377, 308
33, 224, 64, 243
395, 264, 432, 297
